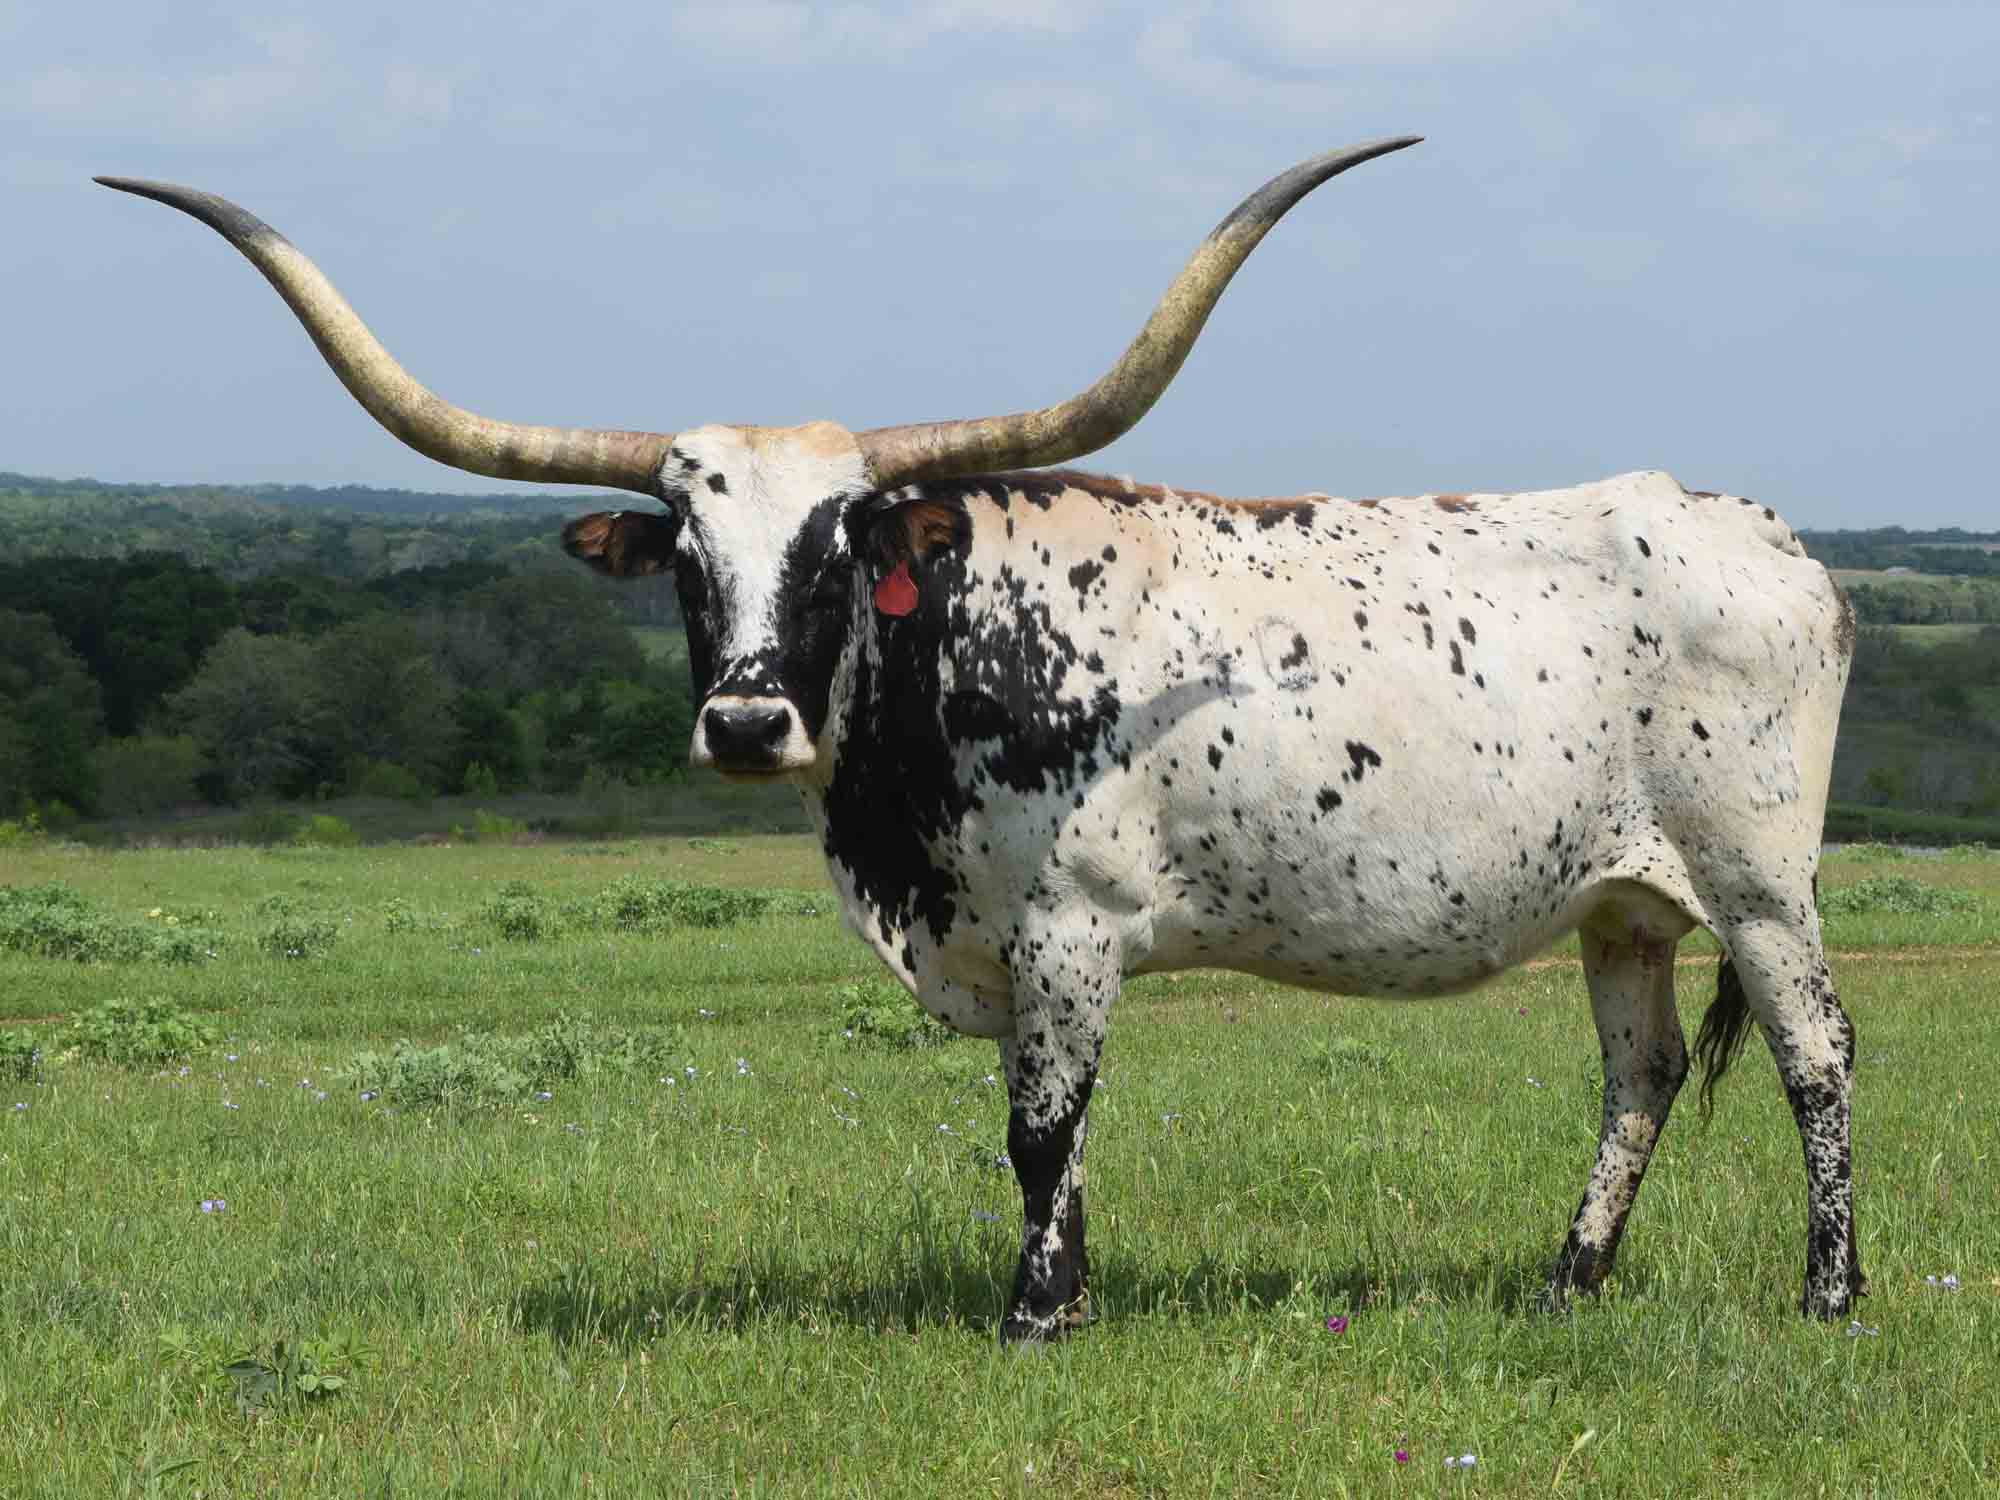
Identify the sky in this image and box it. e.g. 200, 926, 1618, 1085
4, 0, 1995, 528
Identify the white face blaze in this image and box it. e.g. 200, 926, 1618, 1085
660, 423, 874, 776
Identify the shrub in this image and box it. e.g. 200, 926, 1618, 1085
293, 814, 360, 848
461, 761, 500, 799
481, 880, 558, 941
255, 895, 340, 959
62, 1000, 218, 1066
351, 759, 431, 802
452, 808, 527, 843
1820, 875, 1977, 917
88, 734, 200, 817
0, 811, 47, 848
238, 807, 303, 846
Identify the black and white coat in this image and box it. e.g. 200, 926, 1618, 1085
568, 425, 1861, 1341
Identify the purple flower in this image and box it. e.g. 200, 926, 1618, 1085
199, 1198, 226, 1214
1394, 1449, 1409, 1465
1325, 1314, 1349, 1334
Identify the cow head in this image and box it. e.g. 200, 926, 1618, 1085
97, 137, 1419, 778
561, 422, 876, 778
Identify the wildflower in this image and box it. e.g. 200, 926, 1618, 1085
535, 1090, 552, 1102
1161, 1111, 1182, 1124
937, 1122, 955, 1134
12, 1102, 25, 1112
1393, 1450, 1409, 1465
1845, 1321, 1880, 1338
1324, 1314, 1349, 1334
1924, 1273, 1961, 1292
1516, 1006, 1528, 1017
313, 1090, 327, 1101
1526, 1076, 1544, 1089
199, 1198, 226, 1214
1444, 1453, 1477, 1469
698, 1008, 716, 1019
222, 1101, 239, 1111
993, 1153, 1012, 1169
177, 1066, 190, 1078
225, 1053, 239, 1063
972, 1209, 1001, 1223
684, 1065, 697, 1079
360, 1090, 377, 1102
832, 1109, 857, 1127
736, 1058, 750, 1076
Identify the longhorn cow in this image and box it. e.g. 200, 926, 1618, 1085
99, 138, 1863, 1339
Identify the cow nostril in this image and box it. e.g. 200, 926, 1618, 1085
703, 703, 793, 762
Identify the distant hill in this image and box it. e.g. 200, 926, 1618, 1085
0, 469, 620, 582
1798, 526, 2000, 577
0, 470, 603, 520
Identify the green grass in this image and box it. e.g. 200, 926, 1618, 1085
2, 838, 1997, 1495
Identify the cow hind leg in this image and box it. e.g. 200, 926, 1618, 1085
1713, 915, 1863, 1319
997, 928, 1113, 1344
1546, 909, 1689, 1307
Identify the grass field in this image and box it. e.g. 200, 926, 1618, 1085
2, 835, 1997, 1496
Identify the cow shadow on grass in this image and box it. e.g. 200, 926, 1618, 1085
511, 1244, 1560, 1347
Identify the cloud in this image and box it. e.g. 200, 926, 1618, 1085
1680, 103, 1989, 233
1236, 0, 1584, 62
662, 0, 1104, 65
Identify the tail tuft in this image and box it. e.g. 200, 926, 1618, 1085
1693, 956, 1756, 1118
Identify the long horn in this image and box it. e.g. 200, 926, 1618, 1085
94, 178, 674, 495
855, 135, 1421, 490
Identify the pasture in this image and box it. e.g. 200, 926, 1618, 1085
2, 835, 1997, 1496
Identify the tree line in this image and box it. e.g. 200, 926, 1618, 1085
0, 550, 690, 822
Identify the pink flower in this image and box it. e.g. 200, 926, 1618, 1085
1325, 1314, 1349, 1334
1394, 1449, 1409, 1465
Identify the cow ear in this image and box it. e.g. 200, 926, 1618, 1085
860, 496, 970, 571
562, 509, 680, 577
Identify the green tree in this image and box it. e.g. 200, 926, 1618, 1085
0, 610, 106, 815
167, 629, 317, 801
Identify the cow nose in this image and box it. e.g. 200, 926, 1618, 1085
703, 703, 793, 763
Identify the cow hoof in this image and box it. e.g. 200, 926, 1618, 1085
1001, 1299, 1093, 1345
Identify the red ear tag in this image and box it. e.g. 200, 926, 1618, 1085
874, 560, 918, 617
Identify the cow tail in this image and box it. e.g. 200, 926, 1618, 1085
1692, 955, 1754, 1119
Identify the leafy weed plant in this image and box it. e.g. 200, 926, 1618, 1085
60, 999, 218, 1065
1820, 873, 1977, 916
0, 883, 219, 963
837, 980, 967, 1051
337, 1012, 687, 1109
0, 1027, 41, 1080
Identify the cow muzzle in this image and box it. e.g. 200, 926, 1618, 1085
691, 694, 817, 777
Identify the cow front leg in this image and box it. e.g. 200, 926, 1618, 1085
1547, 924, 1687, 1307
998, 936, 1113, 1344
